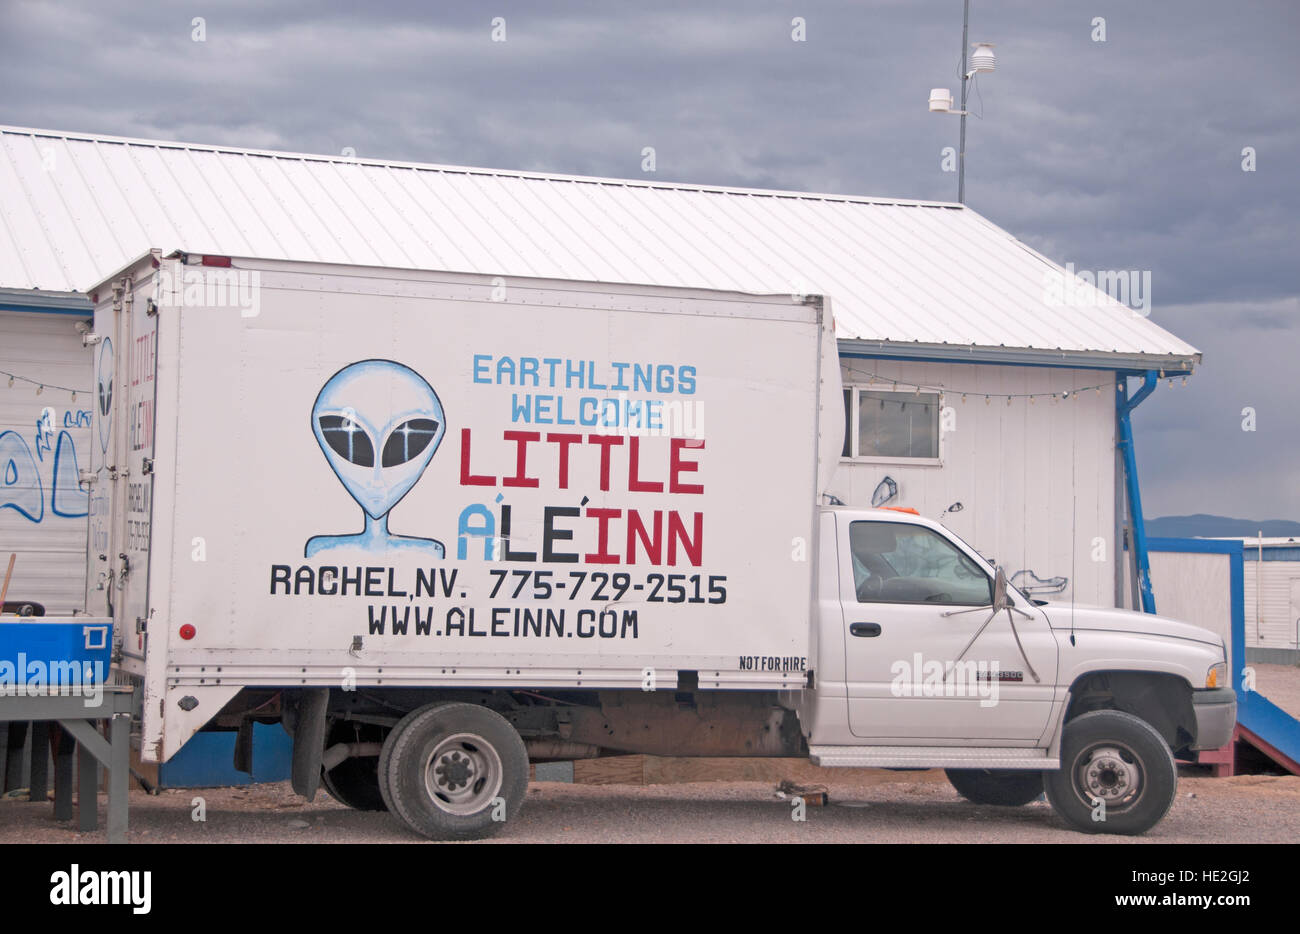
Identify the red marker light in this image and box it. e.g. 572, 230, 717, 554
179, 624, 196, 640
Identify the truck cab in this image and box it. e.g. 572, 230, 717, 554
798, 506, 1236, 833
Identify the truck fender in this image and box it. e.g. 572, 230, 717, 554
1045, 691, 1071, 762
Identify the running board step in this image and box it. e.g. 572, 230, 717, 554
809, 745, 1058, 770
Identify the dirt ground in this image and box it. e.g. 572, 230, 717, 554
1252, 662, 1300, 719
3, 767, 1297, 844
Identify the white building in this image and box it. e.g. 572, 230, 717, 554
0, 125, 1200, 614
1238, 538, 1300, 661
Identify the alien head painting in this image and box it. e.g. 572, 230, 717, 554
306, 359, 447, 558
97, 337, 113, 454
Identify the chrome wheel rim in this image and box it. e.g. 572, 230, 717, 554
423, 732, 504, 816
1074, 742, 1143, 811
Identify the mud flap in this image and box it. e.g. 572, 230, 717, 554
290, 688, 329, 800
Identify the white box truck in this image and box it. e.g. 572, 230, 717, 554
80, 250, 1235, 838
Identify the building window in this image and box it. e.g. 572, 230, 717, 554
842, 386, 941, 461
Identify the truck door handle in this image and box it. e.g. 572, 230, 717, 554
850, 622, 882, 637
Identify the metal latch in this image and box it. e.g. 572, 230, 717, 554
141, 457, 154, 476
135, 616, 147, 635
78, 469, 97, 489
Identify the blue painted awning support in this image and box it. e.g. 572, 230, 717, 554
1117, 371, 1158, 614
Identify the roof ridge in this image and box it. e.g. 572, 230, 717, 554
0, 123, 964, 210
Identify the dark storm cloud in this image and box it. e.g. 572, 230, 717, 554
1, 0, 1296, 518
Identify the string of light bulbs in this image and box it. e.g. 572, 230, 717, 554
2, 368, 89, 400
843, 366, 1189, 405
2, 361, 1192, 408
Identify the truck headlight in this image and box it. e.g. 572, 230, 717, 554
1206, 663, 1226, 688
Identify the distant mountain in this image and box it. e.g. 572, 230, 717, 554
1147, 514, 1300, 539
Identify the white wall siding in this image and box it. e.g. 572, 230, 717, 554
0, 310, 93, 613
831, 359, 1116, 607
1243, 560, 1300, 650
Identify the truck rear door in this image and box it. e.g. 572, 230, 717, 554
87, 260, 159, 676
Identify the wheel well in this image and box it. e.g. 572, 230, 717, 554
1065, 671, 1196, 755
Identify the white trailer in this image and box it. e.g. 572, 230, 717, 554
83, 251, 1234, 838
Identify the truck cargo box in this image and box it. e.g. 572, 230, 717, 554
86, 252, 842, 760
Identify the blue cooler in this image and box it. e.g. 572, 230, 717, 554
0, 619, 113, 688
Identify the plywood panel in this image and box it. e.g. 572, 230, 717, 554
1149, 551, 1233, 672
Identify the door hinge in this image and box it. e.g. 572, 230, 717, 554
145, 298, 159, 317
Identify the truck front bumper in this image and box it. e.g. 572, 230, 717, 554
1190, 687, 1237, 750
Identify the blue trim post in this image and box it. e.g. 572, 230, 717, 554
1117, 371, 1158, 614
1229, 543, 1245, 693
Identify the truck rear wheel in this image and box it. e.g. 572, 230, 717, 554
377, 702, 453, 816
1043, 709, 1177, 835
383, 702, 528, 840
946, 768, 1044, 806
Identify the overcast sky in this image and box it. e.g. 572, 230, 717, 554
2, 0, 1296, 520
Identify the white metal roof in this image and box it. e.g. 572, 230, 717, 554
0, 124, 1199, 368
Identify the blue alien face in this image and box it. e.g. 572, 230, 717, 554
311, 360, 445, 520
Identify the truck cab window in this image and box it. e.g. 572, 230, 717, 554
849, 521, 992, 606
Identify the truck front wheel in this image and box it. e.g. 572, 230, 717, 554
946, 768, 1044, 806
383, 702, 528, 840
1043, 710, 1177, 835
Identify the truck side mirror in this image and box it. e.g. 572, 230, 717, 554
992, 566, 1010, 610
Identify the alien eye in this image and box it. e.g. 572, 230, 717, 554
318, 415, 374, 467
381, 418, 440, 467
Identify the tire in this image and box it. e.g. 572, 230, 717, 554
1043, 709, 1177, 835
946, 768, 1044, 806
384, 702, 528, 840
320, 720, 387, 812
377, 701, 454, 816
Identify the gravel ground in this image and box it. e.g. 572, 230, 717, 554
4, 768, 1297, 844
1251, 662, 1300, 719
